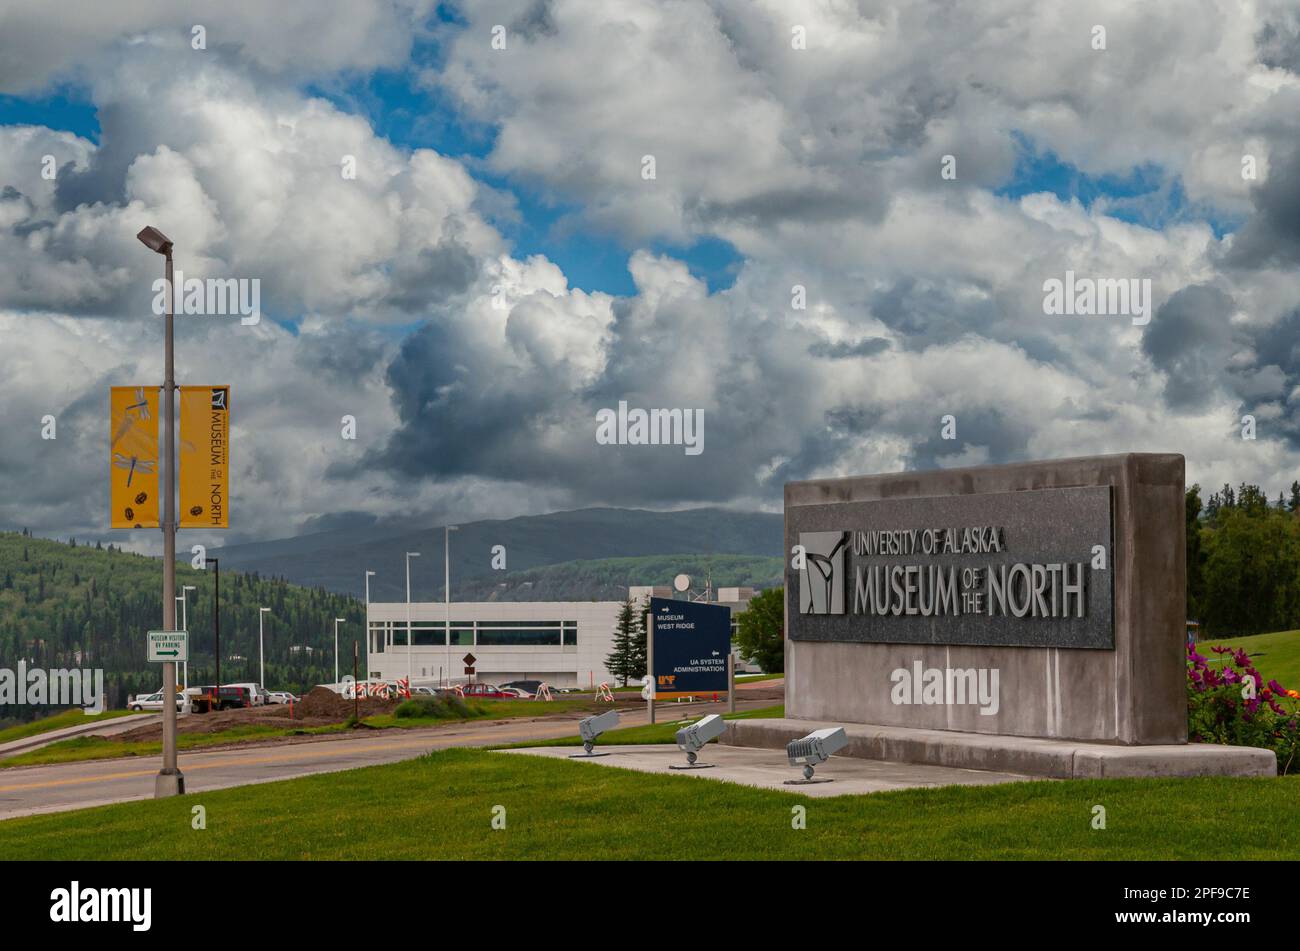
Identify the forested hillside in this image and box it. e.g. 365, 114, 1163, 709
452, 553, 784, 601
0, 530, 363, 721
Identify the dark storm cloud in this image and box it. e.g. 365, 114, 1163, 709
1142, 285, 1236, 410
375, 319, 548, 479
692, 184, 889, 229
869, 277, 1000, 350
383, 240, 479, 312
509, 0, 557, 39
907, 408, 1034, 472
1255, 14, 1300, 72
807, 336, 890, 359
1224, 146, 1300, 269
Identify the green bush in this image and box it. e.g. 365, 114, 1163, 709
394, 696, 445, 719
393, 694, 481, 720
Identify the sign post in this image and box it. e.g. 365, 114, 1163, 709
728, 653, 736, 713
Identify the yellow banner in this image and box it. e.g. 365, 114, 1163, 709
179, 386, 230, 529
110, 386, 160, 529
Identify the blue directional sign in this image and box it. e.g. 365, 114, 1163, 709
649, 597, 731, 698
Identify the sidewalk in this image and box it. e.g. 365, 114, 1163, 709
0, 713, 158, 759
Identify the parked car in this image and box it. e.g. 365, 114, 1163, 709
459, 683, 518, 700
187, 685, 252, 713
500, 680, 543, 696
226, 682, 271, 706
129, 690, 185, 712
266, 691, 298, 704
412, 686, 438, 697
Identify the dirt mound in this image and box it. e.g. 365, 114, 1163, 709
297, 686, 399, 720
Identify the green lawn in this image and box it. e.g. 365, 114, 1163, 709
0, 746, 1295, 860
0, 709, 136, 747
496, 704, 785, 748
1196, 629, 1300, 688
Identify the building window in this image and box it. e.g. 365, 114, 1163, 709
476, 624, 565, 646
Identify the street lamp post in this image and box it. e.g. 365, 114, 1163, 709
179, 584, 196, 690
405, 552, 420, 686
445, 525, 458, 687
365, 570, 375, 656
259, 607, 271, 688
210, 557, 221, 700
137, 224, 183, 798
334, 617, 345, 685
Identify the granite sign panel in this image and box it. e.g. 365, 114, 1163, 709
789, 485, 1114, 649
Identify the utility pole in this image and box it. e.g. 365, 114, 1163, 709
259, 606, 271, 688
364, 569, 375, 657
334, 617, 345, 685
445, 525, 458, 687
182, 584, 195, 689
212, 556, 221, 702
137, 225, 183, 798
647, 609, 655, 726
405, 552, 420, 686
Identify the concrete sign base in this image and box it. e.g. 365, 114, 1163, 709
723, 718, 1276, 779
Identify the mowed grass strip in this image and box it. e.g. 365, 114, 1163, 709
0, 709, 136, 746
494, 704, 786, 748
0, 747, 1296, 860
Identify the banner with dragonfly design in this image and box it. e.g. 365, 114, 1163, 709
109, 386, 160, 528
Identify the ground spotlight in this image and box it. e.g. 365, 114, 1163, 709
785, 727, 847, 784
671, 714, 725, 769
572, 709, 620, 757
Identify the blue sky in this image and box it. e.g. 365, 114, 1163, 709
4, 63, 1230, 301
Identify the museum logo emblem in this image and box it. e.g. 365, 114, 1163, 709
799, 531, 847, 615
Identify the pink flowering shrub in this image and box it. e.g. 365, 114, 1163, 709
1187, 644, 1300, 775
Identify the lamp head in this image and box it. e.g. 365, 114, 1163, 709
136, 226, 173, 255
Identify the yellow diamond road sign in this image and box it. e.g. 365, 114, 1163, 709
148, 631, 188, 663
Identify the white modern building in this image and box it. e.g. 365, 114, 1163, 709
366, 600, 625, 688
367, 587, 762, 688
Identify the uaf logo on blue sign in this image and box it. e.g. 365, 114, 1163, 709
649, 597, 731, 698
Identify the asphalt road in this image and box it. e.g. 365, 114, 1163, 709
0, 687, 782, 820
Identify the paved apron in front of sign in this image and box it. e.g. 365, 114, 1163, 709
788, 485, 1114, 649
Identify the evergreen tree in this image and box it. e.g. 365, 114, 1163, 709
1290, 481, 1300, 513
604, 597, 642, 686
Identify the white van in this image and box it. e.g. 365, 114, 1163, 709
227, 683, 271, 706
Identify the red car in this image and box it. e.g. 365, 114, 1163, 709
459, 683, 517, 700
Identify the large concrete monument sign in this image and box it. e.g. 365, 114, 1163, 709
722, 451, 1272, 778
784, 453, 1182, 744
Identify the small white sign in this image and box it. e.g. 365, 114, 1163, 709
148, 630, 188, 663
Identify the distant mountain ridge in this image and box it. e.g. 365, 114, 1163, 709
453, 553, 785, 602
208, 507, 783, 601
